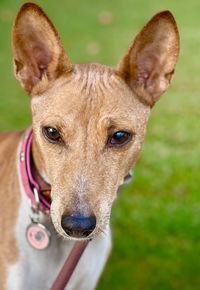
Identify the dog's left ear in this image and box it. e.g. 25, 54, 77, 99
116, 11, 180, 107
12, 3, 72, 95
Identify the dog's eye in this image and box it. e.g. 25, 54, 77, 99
43, 127, 62, 143
109, 131, 132, 147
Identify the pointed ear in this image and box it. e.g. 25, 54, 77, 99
116, 11, 180, 107
12, 3, 72, 95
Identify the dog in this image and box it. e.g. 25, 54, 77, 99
0, 2, 179, 290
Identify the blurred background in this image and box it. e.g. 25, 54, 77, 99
0, 0, 200, 289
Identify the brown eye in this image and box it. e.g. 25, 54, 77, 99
43, 127, 62, 143
109, 131, 132, 147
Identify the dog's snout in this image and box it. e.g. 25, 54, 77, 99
61, 214, 96, 238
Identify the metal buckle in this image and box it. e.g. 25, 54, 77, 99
28, 187, 40, 223
33, 187, 40, 210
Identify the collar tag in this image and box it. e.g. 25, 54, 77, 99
26, 222, 51, 250
26, 188, 51, 250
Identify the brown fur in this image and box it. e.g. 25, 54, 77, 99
0, 132, 22, 288
0, 2, 180, 286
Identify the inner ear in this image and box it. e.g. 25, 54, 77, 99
116, 11, 180, 107
14, 38, 52, 87
12, 3, 72, 95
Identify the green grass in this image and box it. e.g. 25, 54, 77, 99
0, 1, 200, 289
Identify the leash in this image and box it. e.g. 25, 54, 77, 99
19, 128, 89, 290
50, 240, 89, 290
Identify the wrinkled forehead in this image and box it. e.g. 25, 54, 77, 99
31, 64, 150, 127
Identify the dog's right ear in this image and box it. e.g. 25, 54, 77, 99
12, 3, 72, 95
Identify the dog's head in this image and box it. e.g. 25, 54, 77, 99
12, 3, 179, 240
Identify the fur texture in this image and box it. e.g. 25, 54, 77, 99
0, 3, 179, 289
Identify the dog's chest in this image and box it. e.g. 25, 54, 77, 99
6, 161, 111, 290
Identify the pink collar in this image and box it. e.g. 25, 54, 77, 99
19, 128, 89, 290
19, 128, 51, 212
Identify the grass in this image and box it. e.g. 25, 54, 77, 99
0, 0, 200, 289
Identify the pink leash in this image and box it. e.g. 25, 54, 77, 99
19, 129, 89, 290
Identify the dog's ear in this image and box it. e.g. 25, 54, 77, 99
116, 11, 180, 107
12, 3, 72, 95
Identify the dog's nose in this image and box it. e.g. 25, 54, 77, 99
61, 214, 96, 238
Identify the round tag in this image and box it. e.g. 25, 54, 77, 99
26, 223, 51, 250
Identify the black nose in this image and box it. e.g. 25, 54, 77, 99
61, 214, 96, 238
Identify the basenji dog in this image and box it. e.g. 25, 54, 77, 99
0, 3, 179, 290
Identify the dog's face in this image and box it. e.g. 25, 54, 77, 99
30, 65, 151, 238
12, 3, 179, 240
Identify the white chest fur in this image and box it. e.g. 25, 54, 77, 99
7, 150, 111, 290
